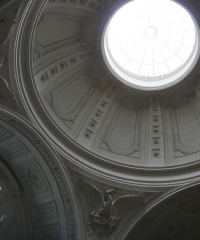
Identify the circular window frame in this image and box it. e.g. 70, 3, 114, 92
102, 0, 200, 91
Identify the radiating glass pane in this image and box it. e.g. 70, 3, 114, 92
153, 50, 165, 64
139, 64, 154, 77
104, 0, 197, 88
123, 44, 138, 58
125, 60, 141, 75
167, 55, 184, 72
154, 62, 169, 76
167, 39, 181, 53
143, 52, 153, 65
176, 45, 193, 61
132, 49, 146, 63
114, 52, 130, 67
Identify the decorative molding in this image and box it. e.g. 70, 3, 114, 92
80, 83, 119, 143
31, 201, 58, 222
46, 68, 99, 129
21, 161, 51, 198
0, 160, 28, 240
48, 0, 105, 14
14, 0, 200, 191
102, 99, 141, 156
126, 185, 200, 240
169, 95, 200, 155
0, 126, 13, 142
0, 140, 29, 160
148, 213, 193, 240
34, 13, 88, 55
0, 110, 77, 239
77, 178, 144, 237
148, 96, 165, 164
36, 48, 95, 88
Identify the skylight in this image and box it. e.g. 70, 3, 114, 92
103, 0, 200, 90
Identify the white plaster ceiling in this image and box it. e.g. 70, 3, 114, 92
13, 0, 200, 187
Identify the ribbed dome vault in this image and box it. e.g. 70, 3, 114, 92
14, 0, 200, 187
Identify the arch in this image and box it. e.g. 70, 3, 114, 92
0, 108, 83, 240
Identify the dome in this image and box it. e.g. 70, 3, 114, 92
29, 0, 200, 171
1, 0, 200, 239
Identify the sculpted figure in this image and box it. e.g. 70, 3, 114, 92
78, 179, 145, 236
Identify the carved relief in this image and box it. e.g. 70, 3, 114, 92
34, 13, 87, 55
148, 96, 165, 163
0, 127, 13, 142
81, 84, 119, 143
0, 111, 76, 239
78, 179, 144, 237
103, 99, 141, 156
0, 141, 29, 160
149, 215, 190, 240
170, 96, 200, 155
20, 161, 52, 200
46, 68, 98, 128
127, 187, 200, 240
37, 49, 95, 87
31, 201, 58, 222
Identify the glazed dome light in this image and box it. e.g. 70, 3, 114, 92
103, 0, 200, 90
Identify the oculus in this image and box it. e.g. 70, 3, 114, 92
102, 0, 200, 90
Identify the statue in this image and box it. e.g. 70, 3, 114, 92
77, 179, 145, 237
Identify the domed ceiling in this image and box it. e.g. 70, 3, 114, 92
125, 182, 200, 240
4, 0, 200, 238
14, 0, 200, 186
